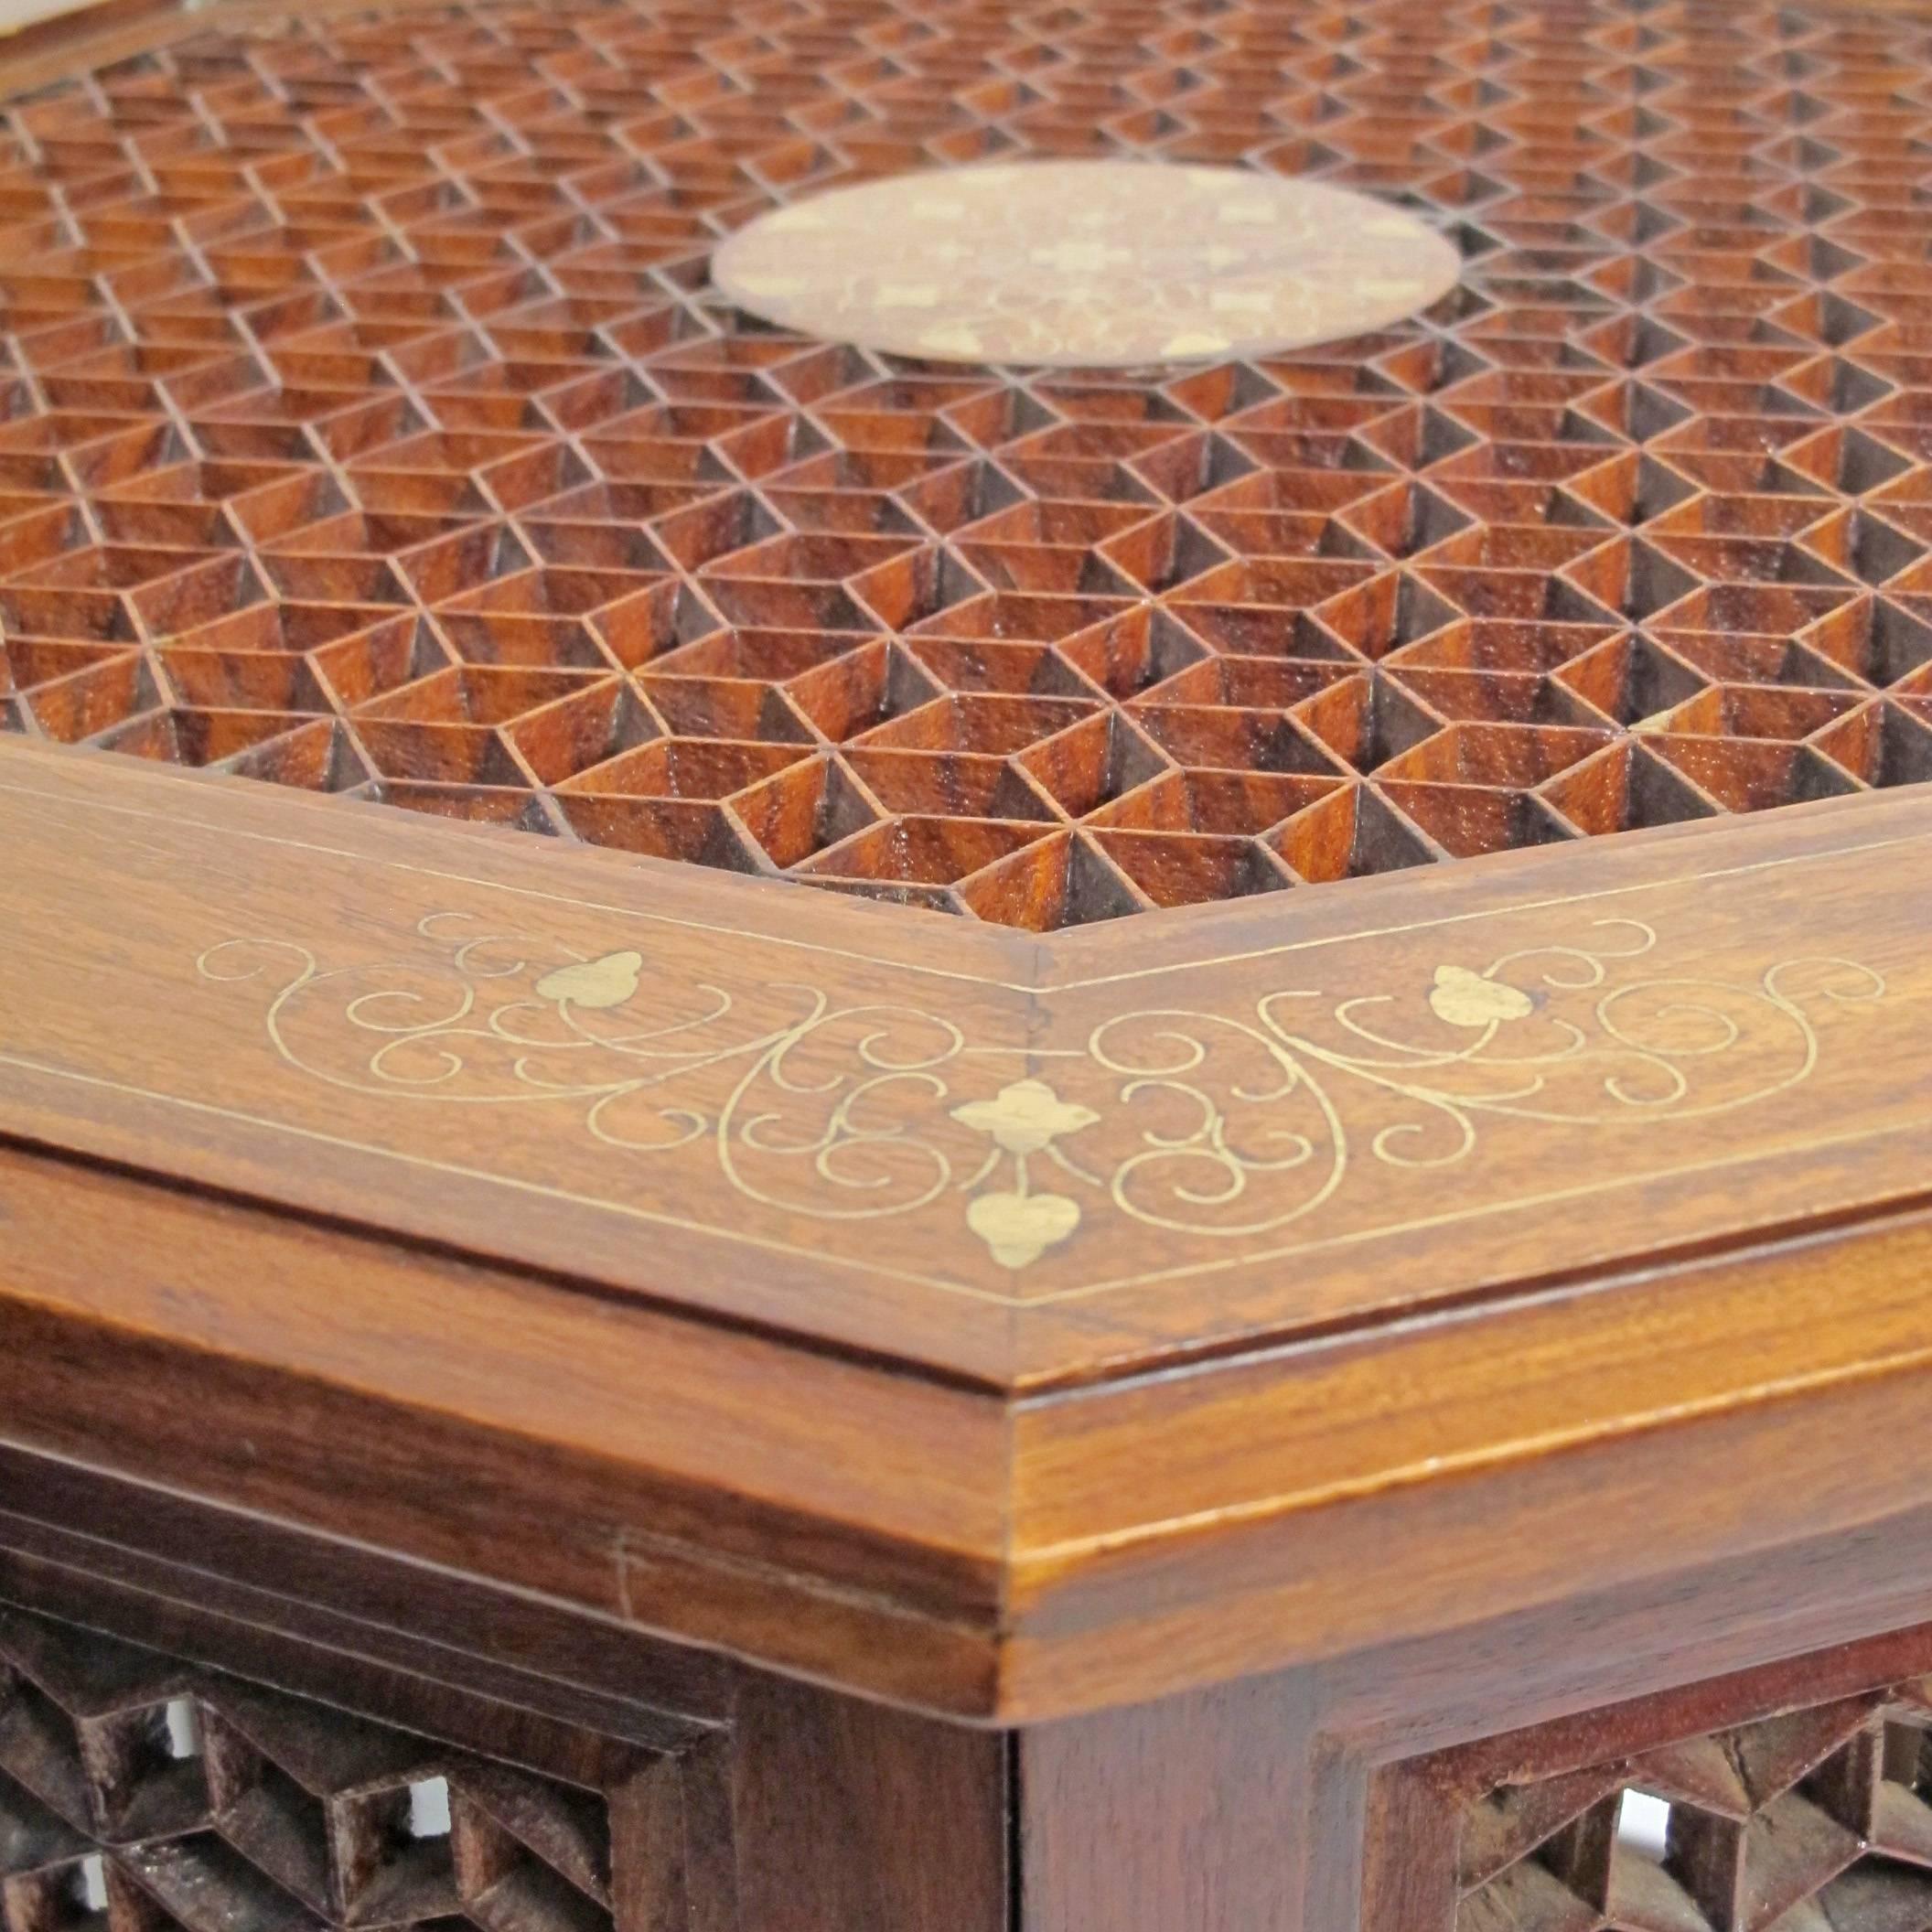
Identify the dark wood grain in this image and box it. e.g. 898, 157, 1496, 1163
1358, 1621, 1932, 1932
7, 0, 1932, 1922
0, 1144, 1008, 1714
1018, 1673, 1315, 1932
0, 1549, 1016, 1932
729, 1676, 1008, 1932
27, 1432, 1932, 1932
0, 1586, 729, 1932
5, 737, 1930, 1384
4, 727, 1932, 1712
0, 1441, 734, 1732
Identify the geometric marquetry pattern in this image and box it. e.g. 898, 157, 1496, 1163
0, 1606, 625, 1932
5, 0, 1932, 927
1459, 1683, 1932, 1932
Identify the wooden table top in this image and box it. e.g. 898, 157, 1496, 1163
2, 0, 1931, 932
3, 0, 1932, 1722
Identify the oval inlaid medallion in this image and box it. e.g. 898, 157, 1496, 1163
711, 160, 1464, 368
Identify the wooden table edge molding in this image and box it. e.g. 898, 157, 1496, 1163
11, 0, 1932, 1754
16, 5, 1932, 1928
5, 722, 1932, 1723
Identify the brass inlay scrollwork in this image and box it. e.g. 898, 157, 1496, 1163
199, 917, 1886, 1272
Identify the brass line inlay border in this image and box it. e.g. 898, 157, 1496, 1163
179, 909, 1889, 1280
0, 757, 1923, 1316
5, 1057, 1927, 1314
5, 753, 1930, 989
0, 1051, 997, 1300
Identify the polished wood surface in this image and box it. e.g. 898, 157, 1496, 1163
21, 1433, 1932, 1930
5, 730, 1932, 1718
0, 1508, 1016, 1932
1018, 1674, 1314, 1932
6, 0, 1932, 1924
3, 0, 1932, 1742
1362, 1620, 1932, 1932
5, 734, 1930, 1389
16, 0, 1932, 951
0, 1143, 1009, 1714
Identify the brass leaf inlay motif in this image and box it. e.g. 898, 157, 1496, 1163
198, 916, 1888, 1273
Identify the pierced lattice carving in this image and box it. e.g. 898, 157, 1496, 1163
1456, 1681, 1932, 1932
0, 1605, 658, 1932
3, 0, 1932, 925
